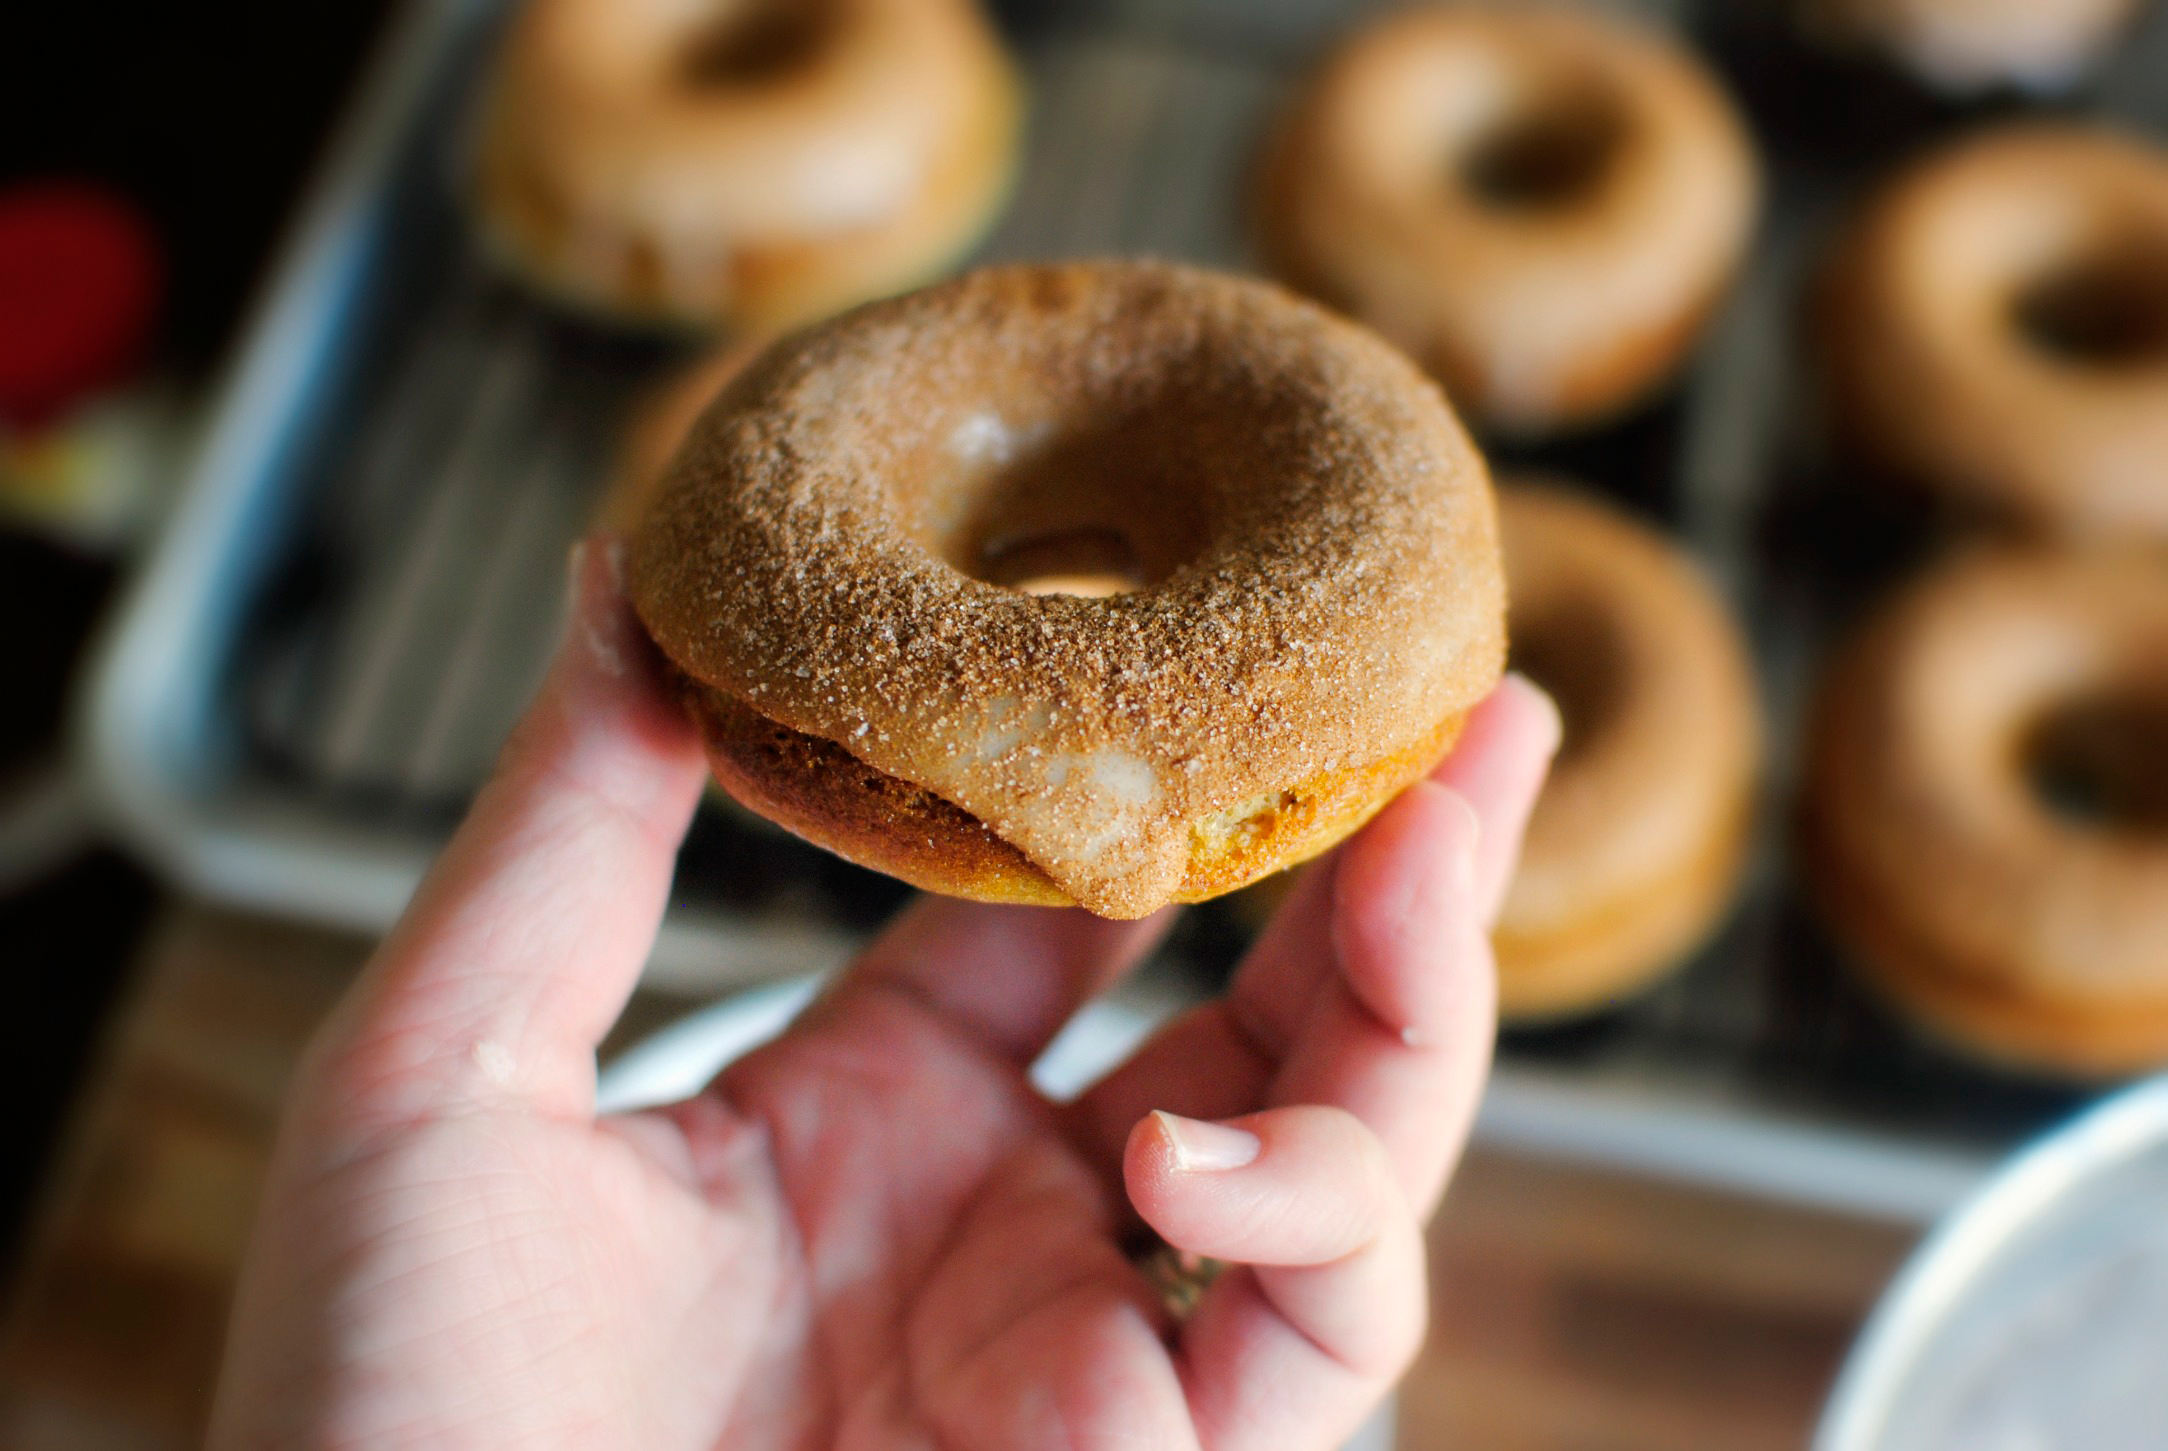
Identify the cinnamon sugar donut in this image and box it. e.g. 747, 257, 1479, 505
1804, 0, 2146, 92
475, 0, 1021, 329
629, 262, 1507, 919
1824, 126, 2168, 538
1806, 548, 2168, 1078
1258, 5, 1759, 434
1493, 484, 1761, 1019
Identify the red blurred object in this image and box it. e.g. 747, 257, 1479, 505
0, 182, 162, 429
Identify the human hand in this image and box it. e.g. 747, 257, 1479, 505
209, 539, 1558, 1450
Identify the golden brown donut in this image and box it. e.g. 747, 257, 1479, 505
474, 0, 1021, 330
629, 261, 1507, 919
1803, 0, 2146, 92
1823, 126, 2168, 539
1258, 4, 1759, 435
1492, 484, 1761, 1019
1805, 547, 2168, 1078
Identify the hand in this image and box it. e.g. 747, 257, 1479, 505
209, 539, 1558, 1451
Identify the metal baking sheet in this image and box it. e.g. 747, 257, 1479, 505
84, 0, 2168, 1220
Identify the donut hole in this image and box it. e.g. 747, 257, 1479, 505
928, 414, 1219, 598
976, 527, 1146, 599
2010, 249, 2168, 369
1507, 603, 1628, 764
1461, 89, 1631, 212
681, 0, 836, 88
2024, 690, 2168, 835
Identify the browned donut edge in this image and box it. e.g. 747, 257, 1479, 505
1494, 800, 1755, 1022
1256, 130, 1734, 436
1801, 548, 2168, 1078
1489, 485, 1763, 1020
676, 670, 1470, 910
676, 666, 1064, 905
472, 25, 1023, 332
1251, 8, 1757, 435
1803, 799, 2168, 1081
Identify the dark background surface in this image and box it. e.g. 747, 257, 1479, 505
2, 1, 398, 371
1, 0, 395, 1270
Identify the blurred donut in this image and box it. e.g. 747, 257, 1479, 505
475, 0, 1021, 329
1259, 4, 1759, 434
1493, 483, 1761, 1019
1807, 547, 2168, 1078
1824, 125, 2168, 539
1804, 0, 2146, 92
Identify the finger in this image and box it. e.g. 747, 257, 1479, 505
1221, 672, 1556, 1047
1064, 1000, 1274, 1177
911, 1140, 1162, 1387
322, 538, 707, 1120
1271, 780, 1498, 1212
1062, 863, 1334, 1163
1125, 1107, 1425, 1450
1071, 782, 1487, 1197
1219, 858, 1343, 1063
1066, 675, 1556, 1177
822, 897, 1174, 1065
1330, 782, 1480, 1045
1431, 672, 1561, 925
1263, 684, 1557, 1208
903, 1139, 1200, 1449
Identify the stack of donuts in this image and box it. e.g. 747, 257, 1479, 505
1257, 4, 1769, 1021
466, 0, 2168, 1079
1808, 118, 2168, 1079
1255, 0, 2168, 1069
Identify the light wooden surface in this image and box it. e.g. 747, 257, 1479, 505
0, 906, 1917, 1449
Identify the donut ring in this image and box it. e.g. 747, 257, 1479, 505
1824, 126, 2168, 539
1258, 4, 1759, 434
1493, 484, 1761, 1019
1803, 0, 2145, 92
630, 262, 1507, 919
1806, 548, 2168, 1078
474, 0, 1021, 329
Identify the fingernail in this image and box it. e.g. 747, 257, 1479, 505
1436, 785, 1480, 902
1153, 1111, 1261, 1172
1504, 671, 1565, 758
564, 536, 629, 678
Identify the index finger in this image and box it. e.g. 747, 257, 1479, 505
315, 538, 708, 1124
1064, 678, 1560, 1177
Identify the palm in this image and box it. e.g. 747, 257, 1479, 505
275, 973, 1168, 1449
713, 981, 1178, 1448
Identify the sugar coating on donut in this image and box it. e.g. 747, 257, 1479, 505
631, 262, 1506, 917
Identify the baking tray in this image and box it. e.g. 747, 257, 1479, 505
83, 0, 2168, 1221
